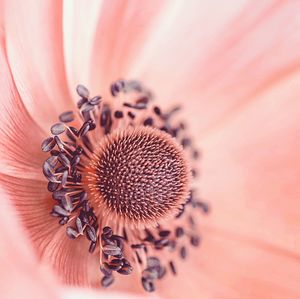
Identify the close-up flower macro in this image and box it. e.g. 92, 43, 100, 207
0, 0, 299, 299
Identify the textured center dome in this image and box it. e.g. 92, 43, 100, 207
89, 126, 190, 226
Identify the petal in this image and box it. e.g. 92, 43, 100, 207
0, 173, 96, 286
0, 34, 46, 180
63, 0, 103, 94
129, 0, 300, 134
159, 231, 300, 299
0, 190, 60, 299
192, 70, 300, 298
128, 0, 248, 95
0, 173, 143, 294
201, 70, 300, 252
87, 0, 167, 96
0, 175, 62, 254
2, 0, 73, 129
0, 187, 142, 299
62, 288, 153, 299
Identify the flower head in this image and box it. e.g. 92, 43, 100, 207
0, 0, 300, 298
41, 79, 205, 291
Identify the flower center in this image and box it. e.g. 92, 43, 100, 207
41, 80, 209, 292
87, 126, 190, 226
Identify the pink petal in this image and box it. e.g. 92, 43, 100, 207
129, 1, 300, 134
0, 35, 46, 180
0, 190, 60, 299
201, 71, 300, 252
87, 0, 167, 96
0, 187, 141, 299
0, 173, 142, 294
2, 0, 73, 129
0, 173, 95, 285
159, 232, 300, 299
195, 70, 300, 297
63, 0, 103, 94
127, 0, 248, 93
62, 288, 152, 299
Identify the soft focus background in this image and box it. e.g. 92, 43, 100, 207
0, 0, 299, 298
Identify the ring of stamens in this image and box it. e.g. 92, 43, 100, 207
41, 80, 209, 293
86, 126, 191, 227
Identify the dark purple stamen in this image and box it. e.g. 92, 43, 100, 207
114, 110, 123, 118
169, 261, 177, 275
51, 123, 66, 136
76, 84, 90, 99
101, 275, 114, 288
159, 230, 171, 238
59, 111, 74, 123
153, 106, 161, 116
42, 82, 206, 293
41, 137, 56, 152
179, 246, 187, 259
190, 235, 201, 247
143, 117, 154, 126
123, 102, 147, 110
89, 95, 102, 106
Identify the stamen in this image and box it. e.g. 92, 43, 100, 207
50, 123, 66, 135
114, 110, 124, 118
59, 111, 75, 123
41, 80, 209, 292
127, 111, 135, 119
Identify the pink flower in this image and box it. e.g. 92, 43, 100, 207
0, 1, 299, 298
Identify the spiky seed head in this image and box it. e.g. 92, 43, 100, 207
87, 126, 191, 227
